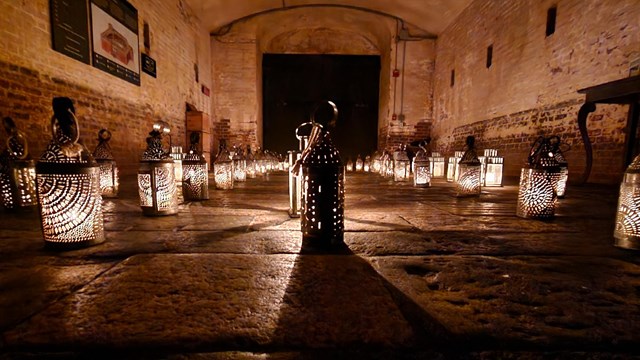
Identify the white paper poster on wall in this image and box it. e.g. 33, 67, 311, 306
90, 0, 140, 85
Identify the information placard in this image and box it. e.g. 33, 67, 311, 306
50, 0, 91, 64
90, 0, 140, 85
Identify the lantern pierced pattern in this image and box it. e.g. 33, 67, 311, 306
36, 99, 104, 248
214, 140, 234, 190
393, 146, 411, 182
182, 132, 209, 201
429, 152, 445, 178
139, 122, 178, 216
483, 149, 504, 187
0, 117, 37, 210
364, 155, 371, 172
372, 151, 382, 173
413, 146, 431, 187
455, 137, 481, 197
93, 129, 119, 198
614, 154, 640, 249
299, 101, 344, 248
516, 137, 560, 219
245, 146, 256, 179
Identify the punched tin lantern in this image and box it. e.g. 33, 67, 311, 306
516, 137, 561, 219
430, 152, 446, 179
455, 136, 482, 197
246, 145, 256, 179
483, 149, 504, 187
182, 132, 209, 201
346, 158, 354, 172
232, 146, 247, 182
447, 151, 463, 182
372, 151, 382, 173
0, 117, 37, 210
614, 153, 640, 249
36, 98, 104, 249
214, 139, 234, 190
552, 143, 568, 198
138, 122, 178, 216
413, 145, 431, 187
355, 155, 364, 172
93, 129, 119, 198
364, 155, 371, 172
297, 101, 344, 248
393, 145, 411, 182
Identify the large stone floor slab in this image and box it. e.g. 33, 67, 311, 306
3, 254, 414, 352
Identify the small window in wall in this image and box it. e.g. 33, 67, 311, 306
546, 6, 557, 37
450, 69, 455, 87
486, 45, 493, 68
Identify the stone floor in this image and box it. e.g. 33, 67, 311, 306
1, 172, 640, 359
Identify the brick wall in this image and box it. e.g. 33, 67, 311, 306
0, 0, 211, 175
432, 0, 639, 184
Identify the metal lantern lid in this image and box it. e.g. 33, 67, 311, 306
414, 146, 429, 165
232, 146, 244, 161
549, 138, 569, 167
39, 106, 96, 166
393, 145, 410, 162
459, 136, 481, 166
2, 117, 30, 163
141, 122, 172, 162
215, 140, 232, 164
526, 136, 561, 171
300, 127, 342, 167
184, 132, 206, 163
93, 129, 114, 160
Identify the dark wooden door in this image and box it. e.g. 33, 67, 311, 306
262, 54, 380, 159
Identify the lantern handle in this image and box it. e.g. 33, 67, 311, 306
527, 136, 546, 166
295, 121, 316, 140
310, 100, 338, 126
50, 109, 81, 145
6, 131, 29, 160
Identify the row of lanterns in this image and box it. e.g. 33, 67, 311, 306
2, 98, 639, 251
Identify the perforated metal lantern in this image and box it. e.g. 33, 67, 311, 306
372, 151, 382, 173
245, 145, 256, 179
346, 158, 354, 172
298, 101, 344, 247
92, 129, 119, 198
0, 117, 37, 210
182, 132, 209, 201
393, 145, 411, 182
517, 137, 561, 219
232, 146, 247, 182
214, 139, 234, 190
614, 154, 640, 249
430, 152, 446, 178
139, 122, 178, 216
364, 155, 371, 172
447, 151, 463, 182
413, 146, 431, 187
355, 154, 364, 172
483, 149, 504, 187
455, 137, 481, 197
36, 99, 104, 249
552, 144, 568, 198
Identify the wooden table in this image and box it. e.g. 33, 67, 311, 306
577, 75, 640, 184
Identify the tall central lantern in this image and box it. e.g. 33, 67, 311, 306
138, 122, 178, 216
36, 98, 104, 249
296, 101, 344, 248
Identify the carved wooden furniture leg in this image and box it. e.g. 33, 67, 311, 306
577, 102, 596, 185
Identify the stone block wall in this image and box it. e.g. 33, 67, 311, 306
432, 0, 639, 184
0, 0, 211, 175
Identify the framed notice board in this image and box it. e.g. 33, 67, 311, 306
90, 0, 140, 85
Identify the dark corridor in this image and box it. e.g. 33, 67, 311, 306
262, 54, 380, 158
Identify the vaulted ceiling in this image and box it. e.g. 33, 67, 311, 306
186, 0, 473, 36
